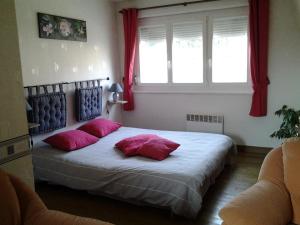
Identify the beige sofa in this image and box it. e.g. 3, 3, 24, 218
0, 169, 113, 225
219, 138, 300, 225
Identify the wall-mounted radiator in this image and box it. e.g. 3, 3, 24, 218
186, 113, 224, 134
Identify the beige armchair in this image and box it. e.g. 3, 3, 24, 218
219, 138, 300, 225
0, 169, 113, 225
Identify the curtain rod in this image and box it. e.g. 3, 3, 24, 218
23, 77, 110, 88
119, 0, 220, 14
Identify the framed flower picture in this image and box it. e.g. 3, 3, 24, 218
37, 13, 87, 42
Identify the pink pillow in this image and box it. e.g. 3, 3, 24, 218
115, 134, 158, 156
78, 118, 121, 138
44, 130, 99, 151
137, 138, 180, 161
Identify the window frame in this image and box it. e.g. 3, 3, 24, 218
134, 6, 252, 94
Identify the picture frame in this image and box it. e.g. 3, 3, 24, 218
37, 12, 87, 42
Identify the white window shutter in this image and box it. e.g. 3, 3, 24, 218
172, 22, 204, 83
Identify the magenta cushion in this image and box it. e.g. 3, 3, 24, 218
78, 118, 121, 138
44, 130, 99, 151
137, 138, 180, 160
115, 134, 158, 156
115, 134, 180, 160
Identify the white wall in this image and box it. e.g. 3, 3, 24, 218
15, 0, 122, 125
116, 0, 300, 148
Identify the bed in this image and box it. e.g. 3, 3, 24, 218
32, 126, 234, 218
28, 82, 234, 218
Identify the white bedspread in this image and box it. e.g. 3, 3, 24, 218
32, 127, 234, 218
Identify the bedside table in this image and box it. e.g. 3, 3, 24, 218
28, 122, 40, 129
28, 123, 39, 149
106, 100, 128, 114
107, 100, 128, 105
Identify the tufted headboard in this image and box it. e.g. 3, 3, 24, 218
27, 84, 66, 135
75, 80, 102, 122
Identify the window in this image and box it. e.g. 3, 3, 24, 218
136, 7, 249, 93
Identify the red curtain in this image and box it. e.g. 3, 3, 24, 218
122, 8, 138, 111
249, 0, 270, 117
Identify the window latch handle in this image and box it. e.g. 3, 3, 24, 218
167, 60, 172, 70
134, 75, 138, 85
208, 58, 212, 68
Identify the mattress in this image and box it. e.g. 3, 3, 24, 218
32, 127, 234, 218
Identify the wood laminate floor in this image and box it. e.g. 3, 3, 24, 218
36, 151, 266, 225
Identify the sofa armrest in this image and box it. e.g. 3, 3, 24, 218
25, 210, 113, 225
9, 174, 47, 222
219, 180, 292, 225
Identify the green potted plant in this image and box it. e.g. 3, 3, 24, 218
270, 105, 300, 139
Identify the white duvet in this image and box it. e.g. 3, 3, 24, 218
32, 127, 234, 218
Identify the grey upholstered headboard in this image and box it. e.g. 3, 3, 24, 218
27, 84, 66, 135
75, 80, 102, 122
